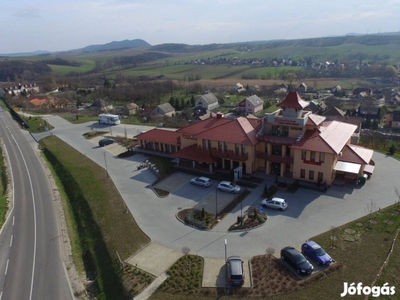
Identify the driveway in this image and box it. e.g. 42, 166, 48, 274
35, 117, 400, 278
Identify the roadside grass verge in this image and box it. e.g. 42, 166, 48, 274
0, 146, 8, 228
39, 136, 150, 299
22, 115, 54, 133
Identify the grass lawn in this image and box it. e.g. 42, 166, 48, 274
39, 136, 151, 299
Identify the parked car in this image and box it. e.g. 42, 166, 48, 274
98, 138, 115, 147
190, 176, 212, 187
261, 197, 288, 211
227, 256, 245, 286
217, 181, 241, 193
280, 246, 314, 275
301, 240, 332, 266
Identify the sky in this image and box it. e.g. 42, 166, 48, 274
1, 0, 400, 54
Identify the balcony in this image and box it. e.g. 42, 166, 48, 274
211, 148, 229, 158
256, 152, 293, 164
228, 150, 248, 162
196, 146, 211, 156
257, 135, 296, 145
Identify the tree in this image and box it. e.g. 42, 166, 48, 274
286, 72, 297, 89
384, 65, 397, 78
190, 94, 195, 107
265, 247, 275, 273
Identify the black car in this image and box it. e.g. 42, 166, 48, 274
280, 246, 314, 275
98, 138, 115, 147
227, 256, 245, 286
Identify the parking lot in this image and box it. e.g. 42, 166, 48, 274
153, 174, 250, 216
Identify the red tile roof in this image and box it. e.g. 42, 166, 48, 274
291, 129, 334, 153
341, 145, 373, 164
177, 116, 231, 135
194, 116, 259, 145
306, 114, 325, 126
29, 98, 49, 106
135, 128, 180, 145
177, 116, 260, 145
319, 121, 357, 154
277, 91, 309, 110
291, 121, 357, 154
172, 144, 217, 163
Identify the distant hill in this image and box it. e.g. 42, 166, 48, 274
74, 39, 151, 53
150, 32, 400, 53
0, 50, 51, 57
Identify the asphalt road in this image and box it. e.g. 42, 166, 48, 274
0, 109, 72, 300
42, 115, 400, 261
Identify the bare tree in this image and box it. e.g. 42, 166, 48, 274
266, 247, 275, 273
330, 226, 337, 248
395, 187, 400, 212
365, 199, 377, 227
182, 246, 191, 271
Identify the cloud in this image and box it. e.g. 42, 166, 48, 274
12, 7, 41, 18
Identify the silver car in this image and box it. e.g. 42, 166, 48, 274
217, 181, 241, 193
190, 176, 212, 187
261, 197, 288, 211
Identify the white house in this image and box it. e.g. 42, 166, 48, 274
195, 93, 219, 110
151, 103, 175, 117
238, 95, 264, 114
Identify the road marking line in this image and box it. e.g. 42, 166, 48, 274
12, 216, 15, 226
9, 235, 13, 248
4, 260, 9, 275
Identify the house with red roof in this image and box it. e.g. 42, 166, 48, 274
135, 92, 374, 185
256, 91, 374, 184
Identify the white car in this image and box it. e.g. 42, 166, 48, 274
261, 197, 288, 211
190, 176, 212, 187
217, 181, 241, 193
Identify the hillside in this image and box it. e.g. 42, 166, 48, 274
150, 32, 400, 53
72, 39, 151, 53
2, 32, 400, 83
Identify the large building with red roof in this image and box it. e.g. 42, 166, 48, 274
136, 91, 374, 185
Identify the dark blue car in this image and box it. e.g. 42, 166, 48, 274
301, 240, 332, 266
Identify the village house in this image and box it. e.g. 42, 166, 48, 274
297, 82, 307, 92
3, 83, 39, 95
195, 93, 219, 110
237, 95, 264, 114
151, 103, 175, 117
135, 91, 374, 185
385, 110, 400, 129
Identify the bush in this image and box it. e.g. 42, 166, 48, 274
287, 180, 300, 193
266, 186, 278, 198
389, 144, 396, 155
184, 210, 208, 230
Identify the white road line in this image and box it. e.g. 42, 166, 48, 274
11, 132, 37, 300
4, 260, 9, 275
9, 235, 13, 248
0, 290, 3, 300
12, 216, 15, 226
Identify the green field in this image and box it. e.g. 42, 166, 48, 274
8, 35, 400, 81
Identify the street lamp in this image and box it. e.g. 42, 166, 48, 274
215, 188, 218, 219
104, 152, 109, 178
225, 239, 228, 293
240, 195, 243, 226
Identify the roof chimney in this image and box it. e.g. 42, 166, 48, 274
216, 112, 224, 119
